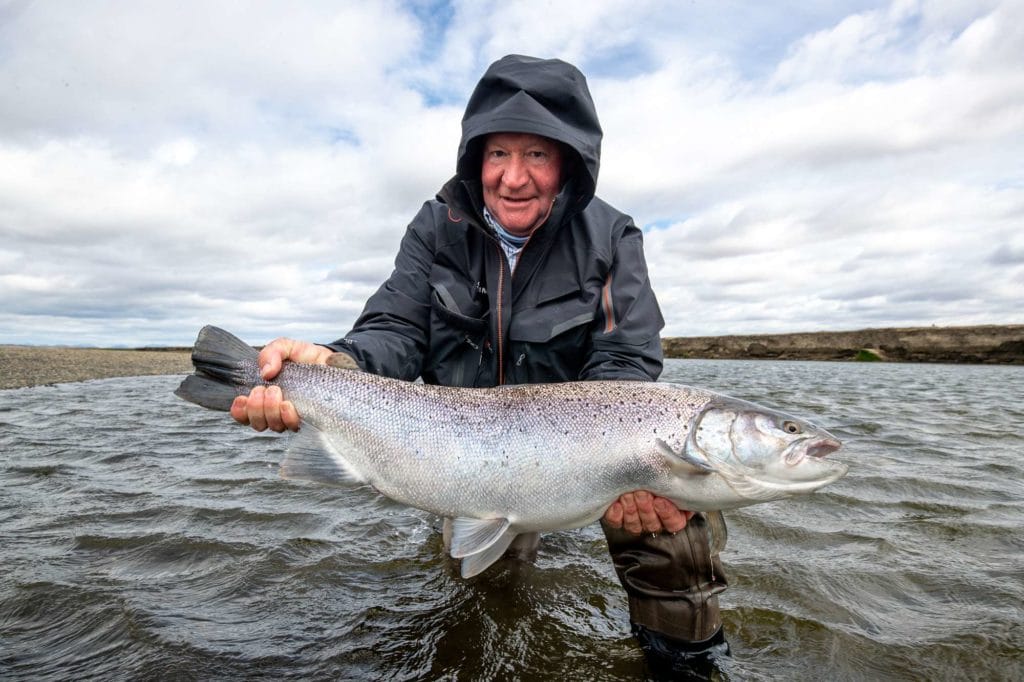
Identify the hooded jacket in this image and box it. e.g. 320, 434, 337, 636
330, 54, 664, 387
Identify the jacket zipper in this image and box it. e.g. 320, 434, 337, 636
494, 242, 506, 385
493, 231, 537, 385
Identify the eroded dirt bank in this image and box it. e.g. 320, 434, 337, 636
662, 325, 1024, 364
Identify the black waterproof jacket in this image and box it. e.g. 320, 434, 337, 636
329, 55, 664, 387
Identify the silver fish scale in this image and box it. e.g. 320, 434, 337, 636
274, 364, 719, 531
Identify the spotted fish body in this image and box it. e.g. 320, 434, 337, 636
176, 326, 848, 577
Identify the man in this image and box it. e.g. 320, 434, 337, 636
231, 54, 728, 671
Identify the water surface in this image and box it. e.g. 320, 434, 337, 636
1, 361, 1022, 680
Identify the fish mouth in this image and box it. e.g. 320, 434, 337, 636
806, 437, 842, 458
777, 435, 848, 488
784, 436, 842, 466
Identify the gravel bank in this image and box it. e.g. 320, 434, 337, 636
0, 346, 193, 390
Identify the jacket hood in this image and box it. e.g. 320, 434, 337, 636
455, 54, 602, 209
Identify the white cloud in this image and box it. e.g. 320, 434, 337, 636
0, 0, 1020, 346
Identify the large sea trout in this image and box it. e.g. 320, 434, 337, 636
176, 326, 848, 577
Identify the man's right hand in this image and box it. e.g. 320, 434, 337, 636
229, 338, 352, 432
603, 491, 694, 535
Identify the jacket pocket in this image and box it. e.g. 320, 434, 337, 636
427, 263, 492, 386
429, 264, 489, 333
431, 287, 489, 334
511, 272, 594, 343
509, 307, 595, 343
535, 269, 582, 306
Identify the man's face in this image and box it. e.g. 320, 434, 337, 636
480, 132, 563, 237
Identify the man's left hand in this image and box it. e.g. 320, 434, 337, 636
603, 491, 695, 535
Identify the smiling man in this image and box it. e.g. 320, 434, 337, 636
481, 132, 562, 237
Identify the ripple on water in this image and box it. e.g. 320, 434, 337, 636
2, 367, 1023, 680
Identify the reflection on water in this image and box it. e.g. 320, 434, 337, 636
1, 361, 1022, 680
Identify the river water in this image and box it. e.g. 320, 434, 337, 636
1, 360, 1021, 680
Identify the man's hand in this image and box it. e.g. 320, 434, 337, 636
229, 338, 351, 432
603, 491, 695, 535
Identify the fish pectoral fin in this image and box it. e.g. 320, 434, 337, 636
448, 517, 512, 559
459, 528, 518, 579
280, 424, 366, 486
656, 438, 713, 475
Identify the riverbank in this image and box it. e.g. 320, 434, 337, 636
662, 324, 1024, 364
2, 324, 1021, 390
0, 346, 192, 390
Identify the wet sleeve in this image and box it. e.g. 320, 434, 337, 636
324, 204, 436, 381
580, 222, 665, 382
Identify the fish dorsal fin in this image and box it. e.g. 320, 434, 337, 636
459, 528, 518, 578
656, 438, 713, 475
705, 510, 728, 556
280, 424, 366, 485
448, 517, 512, 559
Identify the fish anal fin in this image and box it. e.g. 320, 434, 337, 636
460, 529, 518, 578
280, 424, 366, 486
449, 517, 512, 559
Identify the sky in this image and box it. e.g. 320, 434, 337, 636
1, 0, 1021, 347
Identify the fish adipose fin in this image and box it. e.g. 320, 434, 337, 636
174, 326, 260, 412
281, 424, 367, 486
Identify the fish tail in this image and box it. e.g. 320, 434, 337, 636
174, 326, 261, 411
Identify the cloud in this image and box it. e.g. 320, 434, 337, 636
0, 0, 1021, 346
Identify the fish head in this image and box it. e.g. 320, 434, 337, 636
686, 397, 848, 499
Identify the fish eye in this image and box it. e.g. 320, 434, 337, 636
782, 420, 802, 434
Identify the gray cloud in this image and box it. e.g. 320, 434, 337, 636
1, 0, 1021, 346
989, 244, 1024, 265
